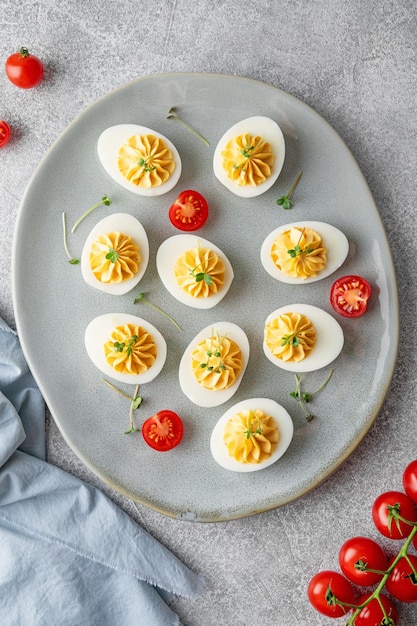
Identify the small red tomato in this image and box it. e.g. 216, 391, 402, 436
307, 570, 355, 618
354, 593, 398, 626
142, 410, 183, 452
168, 190, 208, 231
338, 536, 387, 586
5, 47, 44, 89
0, 121, 11, 148
403, 459, 417, 504
386, 554, 417, 603
372, 491, 417, 539
330, 275, 371, 318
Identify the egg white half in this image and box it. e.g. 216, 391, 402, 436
210, 398, 294, 473
213, 116, 285, 198
263, 303, 344, 373
97, 124, 182, 196
81, 213, 149, 295
179, 321, 250, 407
260, 221, 349, 284
85, 313, 167, 384
156, 234, 234, 309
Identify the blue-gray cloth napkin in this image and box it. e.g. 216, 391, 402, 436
0, 317, 203, 625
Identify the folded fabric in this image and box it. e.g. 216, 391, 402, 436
0, 318, 203, 626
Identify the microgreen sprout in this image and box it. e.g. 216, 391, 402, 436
290, 369, 334, 421
190, 263, 213, 286
200, 331, 227, 373
102, 379, 142, 434
243, 411, 263, 439
167, 107, 210, 146
281, 334, 301, 348
61, 212, 80, 264
276, 170, 303, 209
105, 248, 119, 263
137, 157, 156, 172
133, 292, 182, 331
287, 227, 313, 258
113, 335, 138, 357
71, 195, 111, 234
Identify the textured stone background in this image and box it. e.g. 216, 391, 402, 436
1, 1, 417, 624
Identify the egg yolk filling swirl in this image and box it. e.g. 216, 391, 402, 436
175, 247, 225, 298
104, 323, 157, 375
221, 132, 274, 186
192, 333, 242, 390
264, 312, 316, 362
271, 226, 327, 279
223, 409, 279, 464
118, 134, 175, 188
90, 232, 140, 283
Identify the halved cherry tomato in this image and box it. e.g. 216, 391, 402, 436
338, 536, 387, 586
386, 554, 417, 603
168, 190, 208, 231
330, 275, 371, 318
307, 570, 355, 618
0, 121, 11, 148
372, 491, 417, 539
142, 410, 184, 451
354, 593, 398, 626
5, 47, 44, 89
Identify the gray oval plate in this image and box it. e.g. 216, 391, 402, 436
12, 73, 399, 521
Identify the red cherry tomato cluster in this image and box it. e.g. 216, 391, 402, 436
308, 459, 417, 625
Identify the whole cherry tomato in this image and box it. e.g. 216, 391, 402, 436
330, 275, 371, 318
386, 554, 417, 603
372, 491, 417, 539
5, 47, 44, 89
403, 459, 417, 504
0, 121, 11, 148
338, 536, 387, 586
142, 410, 183, 451
354, 593, 398, 626
307, 570, 355, 618
168, 190, 208, 231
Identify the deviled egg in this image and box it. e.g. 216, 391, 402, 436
97, 124, 182, 196
260, 221, 349, 284
213, 116, 285, 197
179, 322, 249, 407
263, 303, 344, 373
85, 313, 167, 384
81, 213, 149, 295
156, 234, 234, 309
210, 398, 294, 472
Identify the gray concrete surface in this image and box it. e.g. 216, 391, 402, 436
1, 1, 417, 624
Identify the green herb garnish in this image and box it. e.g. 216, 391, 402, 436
290, 369, 334, 421
190, 263, 213, 286
276, 170, 303, 209
105, 247, 119, 263
133, 292, 182, 331
200, 330, 227, 373
102, 379, 142, 434
167, 107, 210, 146
61, 212, 80, 264
71, 195, 111, 233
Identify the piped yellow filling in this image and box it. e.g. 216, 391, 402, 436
271, 226, 327, 279
90, 232, 140, 283
174, 247, 225, 298
221, 133, 274, 186
223, 409, 279, 464
265, 312, 316, 362
104, 323, 157, 375
118, 134, 175, 188
192, 333, 242, 390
